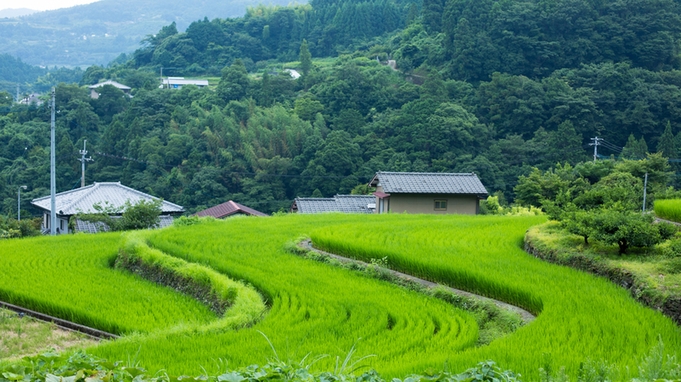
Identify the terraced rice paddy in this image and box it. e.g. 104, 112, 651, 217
1, 214, 680, 380
654, 199, 681, 223
310, 214, 681, 378
0, 233, 216, 334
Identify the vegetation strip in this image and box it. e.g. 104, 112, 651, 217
118, 231, 267, 331
0, 300, 116, 340
298, 239, 535, 324
524, 223, 681, 325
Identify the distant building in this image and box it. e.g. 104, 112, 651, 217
369, 172, 488, 215
291, 195, 375, 214
18, 93, 43, 106
194, 200, 268, 218
88, 80, 132, 99
31, 182, 184, 234
161, 77, 209, 89
284, 69, 301, 79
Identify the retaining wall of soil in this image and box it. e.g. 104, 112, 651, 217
524, 232, 681, 325
115, 252, 230, 316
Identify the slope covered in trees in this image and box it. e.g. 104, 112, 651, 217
2, 0, 681, 217
0, 0, 299, 67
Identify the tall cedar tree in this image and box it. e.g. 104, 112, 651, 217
299, 39, 312, 76
657, 121, 677, 158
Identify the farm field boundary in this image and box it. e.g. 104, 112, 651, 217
524, 222, 681, 324
295, 238, 535, 324
118, 232, 267, 331
0, 300, 116, 340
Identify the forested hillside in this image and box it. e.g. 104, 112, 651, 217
0, 0, 298, 67
2, 0, 681, 216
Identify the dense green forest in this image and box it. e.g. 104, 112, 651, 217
2, 0, 681, 216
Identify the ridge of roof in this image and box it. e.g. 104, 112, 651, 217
370, 171, 488, 195
376, 171, 477, 176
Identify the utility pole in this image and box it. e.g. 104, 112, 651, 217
50, 88, 56, 235
77, 139, 93, 187
17, 185, 26, 221
643, 172, 649, 212
16, 84, 19, 103
160, 67, 179, 89
589, 137, 602, 162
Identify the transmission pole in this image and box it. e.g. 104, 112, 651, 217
50, 88, 56, 235
77, 139, 93, 187
16, 84, 19, 103
589, 137, 602, 162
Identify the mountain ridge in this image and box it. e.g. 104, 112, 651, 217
0, 0, 300, 67
0, 8, 38, 18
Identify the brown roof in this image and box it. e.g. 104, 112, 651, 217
194, 200, 268, 218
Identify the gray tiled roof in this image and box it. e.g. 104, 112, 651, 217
75, 215, 175, 233
294, 195, 375, 214
371, 172, 488, 196
31, 182, 184, 215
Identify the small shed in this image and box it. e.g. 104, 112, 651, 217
369, 172, 488, 215
291, 195, 375, 214
194, 200, 268, 218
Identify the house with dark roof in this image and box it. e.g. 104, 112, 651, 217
31, 182, 184, 234
88, 80, 132, 99
194, 200, 268, 218
291, 195, 375, 214
369, 172, 488, 215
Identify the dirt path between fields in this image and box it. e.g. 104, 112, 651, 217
299, 239, 536, 324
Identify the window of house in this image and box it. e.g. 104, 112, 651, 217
434, 200, 448, 211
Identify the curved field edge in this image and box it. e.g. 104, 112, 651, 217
91, 215, 480, 377
0, 233, 216, 335
524, 221, 681, 324
655, 199, 681, 223
118, 231, 266, 332
288, 237, 527, 346
308, 214, 681, 380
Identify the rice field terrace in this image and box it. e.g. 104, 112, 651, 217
0, 233, 217, 334
654, 199, 681, 223
1, 214, 680, 380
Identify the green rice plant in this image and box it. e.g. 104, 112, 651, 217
309, 214, 681, 380
654, 199, 681, 223
89, 215, 479, 376
3, 214, 681, 381
118, 231, 266, 331
0, 233, 216, 334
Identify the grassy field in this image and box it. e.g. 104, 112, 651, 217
1, 214, 680, 380
0, 308, 96, 361
655, 199, 681, 223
